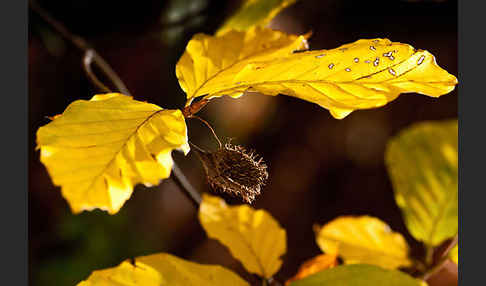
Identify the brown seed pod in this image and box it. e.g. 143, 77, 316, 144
193, 143, 268, 203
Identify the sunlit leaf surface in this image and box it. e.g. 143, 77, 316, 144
177, 26, 308, 104
37, 93, 189, 214
315, 216, 411, 269
177, 28, 457, 119
216, 0, 297, 35
198, 194, 286, 278
288, 264, 423, 286
286, 254, 338, 285
77, 253, 249, 286
385, 120, 458, 246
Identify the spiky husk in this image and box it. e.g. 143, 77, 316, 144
194, 143, 268, 203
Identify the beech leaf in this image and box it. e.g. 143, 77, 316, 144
36, 93, 189, 214
176, 28, 457, 119
385, 120, 458, 246
286, 254, 338, 285
177, 26, 309, 105
77, 253, 249, 286
288, 264, 423, 286
216, 0, 297, 36
198, 194, 286, 278
315, 216, 411, 269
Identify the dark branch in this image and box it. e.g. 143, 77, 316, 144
82, 50, 111, 93
421, 234, 458, 281
30, 0, 131, 96
30, 0, 201, 207
171, 164, 202, 207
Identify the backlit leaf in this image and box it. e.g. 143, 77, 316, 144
216, 0, 297, 36
449, 244, 458, 265
77, 253, 249, 286
288, 264, 423, 286
198, 194, 286, 278
177, 28, 457, 119
286, 254, 338, 285
315, 216, 411, 269
177, 26, 308, 105
36, 93, 189, 214
385, 120, 458, 246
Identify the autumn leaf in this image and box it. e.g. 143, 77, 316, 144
36, 93, 189, 214
385, 120, 458, 246
77, 253, 249, 286
198, 194, 286, 278
449, 244, 458, 265
216, 0, 297, 36
285, 254, 338, 285
314, 216, 411, 269
176, 28, 457, 119
288, 264, 423, 286
177, 26, 308, 105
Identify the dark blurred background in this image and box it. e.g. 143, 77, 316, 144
28, 0, 457, 285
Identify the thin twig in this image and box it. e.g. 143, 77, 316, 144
189, 115, 222, 148
29, 0, 89, 50
83, 50, 132, 96
29, 0, 131, 96
182, 98, 209, 117
171, 163, 202, 206
83, 50, 111, 93
421, 256, 451, 281
440, 234, 459, 260
421, 234, 458, 281
189, 141, 209, 154
30, 0, 201, 207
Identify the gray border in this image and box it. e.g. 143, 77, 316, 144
0, 0, 27, 284
459, 1, 483, 285
0, 0, 467, 285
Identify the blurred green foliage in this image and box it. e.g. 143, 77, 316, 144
35, 209, 158, 286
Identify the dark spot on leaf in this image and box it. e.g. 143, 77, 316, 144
128, 257, 136, 266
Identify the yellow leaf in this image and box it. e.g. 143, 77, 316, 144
288, 264, 423, 286
77, 253, 249, 286
315, 216, 412, 269
419, 281, 429, 286
198, 194, 286, 278
449, 244, 458, 265
36, 93, 189, 214
385, 120, 458, 246
216, 0, 297, 36
285, 254, 338, 285
177, 29, 457, 119
177, 26, 309, 106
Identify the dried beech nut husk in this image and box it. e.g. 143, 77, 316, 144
194, 143, 268, 203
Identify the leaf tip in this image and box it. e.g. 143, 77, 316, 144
329, 108, 353, 119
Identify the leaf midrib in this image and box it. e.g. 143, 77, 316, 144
218, 222, 268, 277
426, 182, 458, 245
195, 50, 454, 99
80, 109, 164, 209
188, 38, 305, 101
